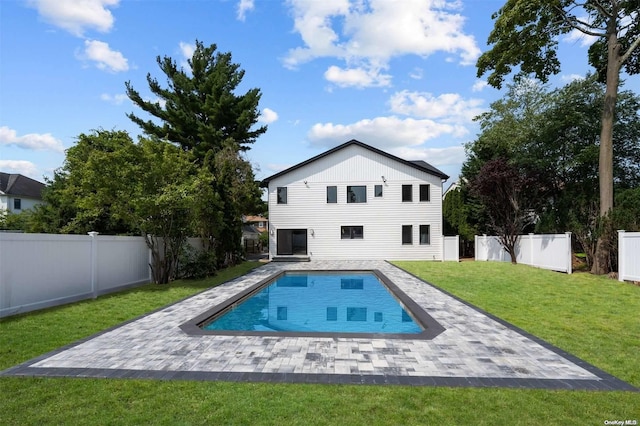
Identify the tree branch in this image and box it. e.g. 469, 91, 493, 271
619, 35, 640, 65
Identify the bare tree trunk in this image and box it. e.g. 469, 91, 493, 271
592, 26, 621, 275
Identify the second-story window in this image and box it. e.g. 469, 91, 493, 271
402, 185, 412, 202
374, 184, 383, 197
347, 185, 366, 203
327, 186, 337, 203
420, 184, 430, 202
277, 187, 287, 204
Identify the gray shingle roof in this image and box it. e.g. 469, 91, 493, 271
0, 173, 45, 199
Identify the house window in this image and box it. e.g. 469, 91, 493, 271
420, 184, 430, 202
341, 226, 363, 239
277, 187, 287, 204
347, 185, 366, 203
374, 184, 383, 197
402, 225, 413, 245
419, 225, 430, 245
13, 198, 21, 210
402, 185, 412, 202
326, 186, 337, 203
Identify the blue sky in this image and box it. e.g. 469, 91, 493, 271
2, 0, 638, 186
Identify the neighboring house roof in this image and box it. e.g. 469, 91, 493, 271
242, 224, 261, 235
0, 173, 45, 199
243, 215, 268, 223
261, 139, 449, 186
443, 180, 461, 198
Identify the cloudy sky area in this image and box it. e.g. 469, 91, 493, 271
2, 0, 637, 186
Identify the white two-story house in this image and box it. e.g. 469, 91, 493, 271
0, 173, 45, 213
262, 140, 449, 261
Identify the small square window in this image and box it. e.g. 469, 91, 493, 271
420, 225, 430, 245
13, 198, 22, 210
327, 186, 337, 203
402, 185, 412, 202
277, 187, 287, 204
402, 225, 413, 245
326, 307, 337, 321
346, 307, 367, 321
277, 306, 288, 320
420, 184, 430, 202
374, 184, 383, 197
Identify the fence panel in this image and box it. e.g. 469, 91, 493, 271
443, 236, 459, 261
474, 233, 571, 274
0, 233, 93, 317
619, 231, 640, 282
96, 236, 150, 293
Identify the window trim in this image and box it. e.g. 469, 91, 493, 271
346, 185, 367, 203
341, 225, 364, 240
402, 225, 413, 245
419, 184, 430, 202
402, 185, 412, 202
276, 187, 287, 204
374, 184, 383, 197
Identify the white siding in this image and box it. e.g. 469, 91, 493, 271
268, 144, 445, 260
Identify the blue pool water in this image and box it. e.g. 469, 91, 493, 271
202, 272, 423, 334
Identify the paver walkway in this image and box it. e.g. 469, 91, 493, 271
2, 261, 636, 390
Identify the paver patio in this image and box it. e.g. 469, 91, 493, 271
2, 260, 636, 391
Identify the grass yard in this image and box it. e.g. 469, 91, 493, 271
1, 261, 639, 425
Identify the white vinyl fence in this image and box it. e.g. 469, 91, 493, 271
443, 235, 460, 262
475, 233, 572, 274
618, 231, 640, 282
0, 233, 204, 318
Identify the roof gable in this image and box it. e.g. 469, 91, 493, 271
0, 173, 46, 199
261, 140, 448, 186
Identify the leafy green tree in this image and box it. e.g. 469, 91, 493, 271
477, 0, 640, 274
443, 187, 477, 257
125, 40, 267, 266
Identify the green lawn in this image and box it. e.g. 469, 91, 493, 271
1, 261, 639, 425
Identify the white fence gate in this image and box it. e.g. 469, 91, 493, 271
443, 235, 460, 262
475, 233, 572, 274
618, 231, 640, 282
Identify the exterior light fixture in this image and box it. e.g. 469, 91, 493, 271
381, 176, 387, 183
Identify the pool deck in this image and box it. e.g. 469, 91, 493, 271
2, 260, 636, 391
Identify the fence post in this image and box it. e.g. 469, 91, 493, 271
88, 231, 99, 298
565, 232, 572, 274
529, 233, 534, 266
618, 230, 625, 282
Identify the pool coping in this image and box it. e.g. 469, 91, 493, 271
1, 261, 637, 392
179, 269, 446, 340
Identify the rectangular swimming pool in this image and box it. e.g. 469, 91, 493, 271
181, 270, 445, 339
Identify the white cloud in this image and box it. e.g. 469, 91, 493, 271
389, 90, 484, 124
0, 160, 41, 179
284, 0, 480, 87
266, 163, 294, 173
561, 73, 585, 82
28, 0, 119, 37
260, 108, 279, 124
0, 126, 65, 152
390, 145, 466, 166
237, 0, 255, 21
100, 93, 128, 105
472, 79, 488, 92
409, 67, 424, 80
324, 65, 391, 88
307, 116, 465, 149
81, 40, 129, 72
179, 42, 195, 60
